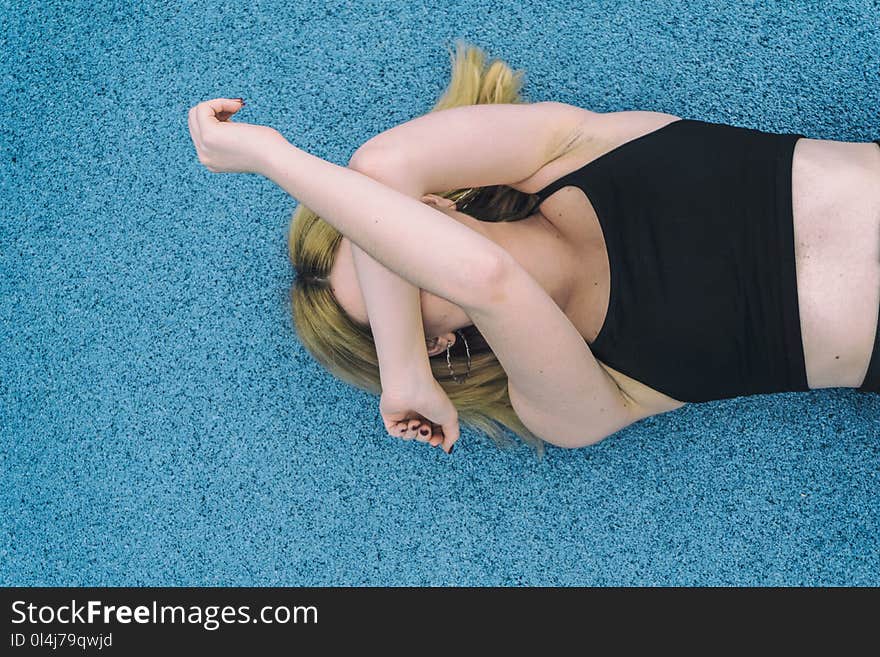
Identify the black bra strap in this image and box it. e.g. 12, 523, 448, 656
534, 175, 576, 204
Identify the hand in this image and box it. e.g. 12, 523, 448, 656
187, 97, 288, 175
379, 377, 460, 454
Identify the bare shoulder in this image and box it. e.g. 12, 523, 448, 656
511, 107, 685, 196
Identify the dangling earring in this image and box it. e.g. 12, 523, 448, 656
446, 329, 472, 383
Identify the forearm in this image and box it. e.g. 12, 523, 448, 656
350, 241, 433, 388
262, 140, 506, 309
347, 163, 439, 389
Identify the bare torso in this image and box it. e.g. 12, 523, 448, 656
507, 110, 880, 414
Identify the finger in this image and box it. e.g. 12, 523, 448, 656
440, 421, 460, 454
382, 415, 409, 440
404, 421, 421, 442
427, 426, 443, 448
423, 422, 443, 447
420, 423, 440, 446
195, 98, 244, 132
409, 419, 429, 443
399, 420, 419, 441
395, 421, 413, 441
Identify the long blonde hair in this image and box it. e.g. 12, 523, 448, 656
288, 39, 546, 454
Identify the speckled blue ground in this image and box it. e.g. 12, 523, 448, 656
2, 0, 879, 586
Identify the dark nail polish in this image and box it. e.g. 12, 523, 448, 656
448, 444, 455, 455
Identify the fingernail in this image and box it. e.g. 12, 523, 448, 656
420, 428, 429, 436
447, 444, 455, 455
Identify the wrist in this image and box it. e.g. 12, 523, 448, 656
380, 359, 436, 396
258, 137, 298, 180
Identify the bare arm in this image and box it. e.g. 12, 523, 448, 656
189, 98, 638, 449
264, 141, 637, 447
350, 242, 433, 390
345, 102, 594, 393
263, 139, 638, 447
344, 103, 640, 447
263, 141, 507, 313
346, 173, 435, 394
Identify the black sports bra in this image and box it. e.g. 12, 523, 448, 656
534, 118, 810, 403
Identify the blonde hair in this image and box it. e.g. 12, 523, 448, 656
288, 39, 546, 455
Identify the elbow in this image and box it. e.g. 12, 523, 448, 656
475, 249, 512, 290
347, 146, 402, 174
459, 250, 515, 310
521, 404, 625, 449
541, 430, 609, 450
347, 147, 426, 197
347, 147, 375, 171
